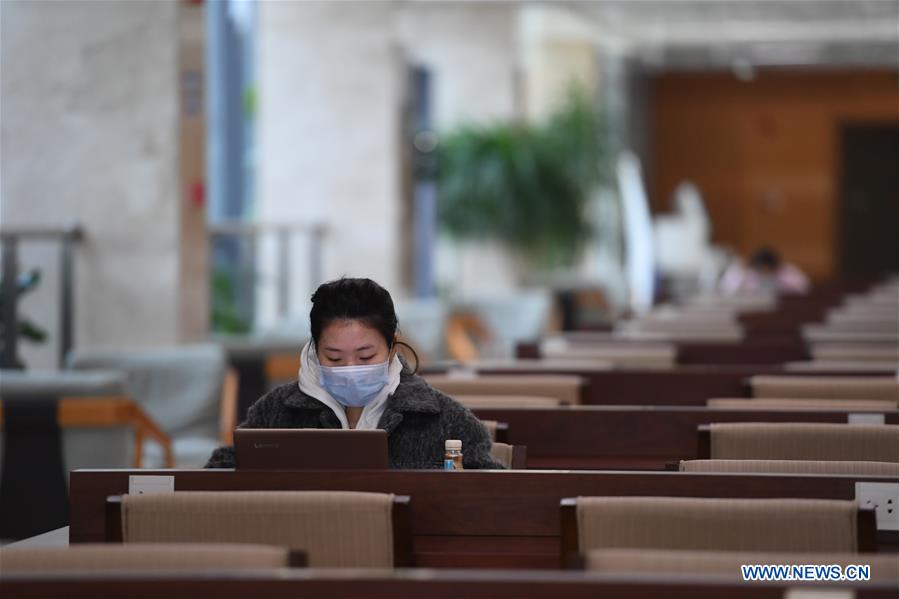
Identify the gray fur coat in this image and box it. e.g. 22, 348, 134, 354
205, 369, 504, 469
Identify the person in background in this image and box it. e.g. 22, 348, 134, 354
719, 246, 810, 294
206, 277, 503, 469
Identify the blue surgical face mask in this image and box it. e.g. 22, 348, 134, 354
319, 360, 389, 408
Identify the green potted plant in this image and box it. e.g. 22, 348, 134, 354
437, 90, 609, 272
211, 266, 251, 334
0, 268, 48, 369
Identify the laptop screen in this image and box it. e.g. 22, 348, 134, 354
233, 428, 390, 470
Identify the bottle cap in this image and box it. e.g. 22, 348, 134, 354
445, 439, 462, 450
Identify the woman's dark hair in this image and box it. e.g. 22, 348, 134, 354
309, 278, 398, 349
749, 246, 781, 270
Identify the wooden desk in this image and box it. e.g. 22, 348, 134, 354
4, 569, 897, 599
70, 469, 899, 568
467, 406, 899, 470
738, 310, 827, 335
675, 341, 807, 365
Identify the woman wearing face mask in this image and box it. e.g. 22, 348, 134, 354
205, 277, 503, 469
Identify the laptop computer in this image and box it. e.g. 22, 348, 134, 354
233, 428, 390, 470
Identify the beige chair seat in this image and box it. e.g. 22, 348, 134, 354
707, 397, 897, 411
0, 543, 298, 573
708, 423, 899, 462
818, 312, 899, 322
819, 320, 899, 333
573, 497, 861, 553
586, 549, 899, 583
114, 491, 400, 568
827, 309, 899, 321
784, 360, 898, 374
426, 374, 583, 405
539, 339, 676, 368
468, 359, 612, 373
616, 320, 743, 343
802, 328, 899, 344
639, 313, 739, 326
811, 345, 899, 362
750, 375, 899, 401
679, 459, 899, 476
490, 442, 518, 468
686, 293, 776, 310
458, 395, 563, 408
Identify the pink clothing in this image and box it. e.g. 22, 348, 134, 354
719, 261, 810, 294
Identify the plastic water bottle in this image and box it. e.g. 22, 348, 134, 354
444, 439, 463, 470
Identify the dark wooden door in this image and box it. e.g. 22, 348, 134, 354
839, 123, 899, 279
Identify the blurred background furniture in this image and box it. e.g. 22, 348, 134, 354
68, 344, 235, 468
0, 370, 170, 540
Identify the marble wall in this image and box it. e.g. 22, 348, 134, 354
254, 0, 529, 321
1, 0, 187, 367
